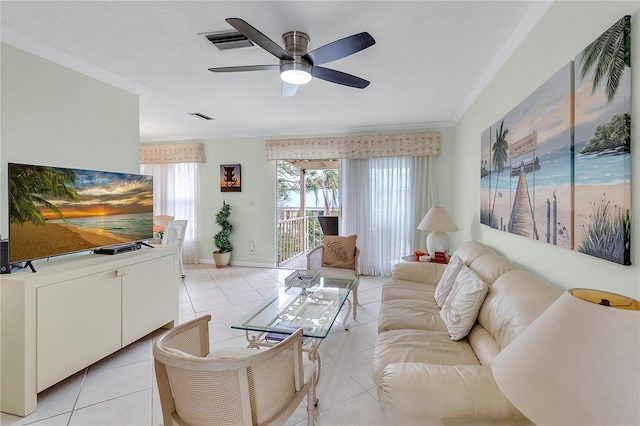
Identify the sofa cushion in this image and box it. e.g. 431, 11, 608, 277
372, 329, 480, 386
468, 253, 521, 285
381, 280, 436, 303
450, 241, 496, 265
318, 266, 357, 281
378, 298, 446, 333
321, 235, 357, 269
379, 363, 525, 422
391, 261, 446, 285
467, 324, 501, 367
434, 255, 465, 307
440, 266, 489, 341
478, 269, 562, 350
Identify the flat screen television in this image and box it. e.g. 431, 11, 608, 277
8, 162, 154, 264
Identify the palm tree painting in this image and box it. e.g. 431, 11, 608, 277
491, 121, 509, 228
480, 128, 494, 227
580, 16, 631, 104
574, 15, 631, 265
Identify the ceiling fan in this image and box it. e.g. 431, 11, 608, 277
208, 18, 376, 97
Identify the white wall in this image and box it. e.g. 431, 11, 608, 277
453, 1, 640, 298
150, 126, 455, 267
0, 43, 140, 238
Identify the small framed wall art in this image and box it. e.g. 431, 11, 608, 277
220, 164, 241, 192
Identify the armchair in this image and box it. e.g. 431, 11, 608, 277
162, 219, 187, 278
153, 215, 174, 234
306, 235, 360, 319
153, 315, 316, 425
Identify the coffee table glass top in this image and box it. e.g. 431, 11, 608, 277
231, 277, 356, 339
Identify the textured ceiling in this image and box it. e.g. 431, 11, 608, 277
0, 1, 550, 142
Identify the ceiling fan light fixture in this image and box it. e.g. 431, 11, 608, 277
280, 62, 312, 85
281, 69, 312, 85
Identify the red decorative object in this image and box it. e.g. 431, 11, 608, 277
433, 251, 448, 264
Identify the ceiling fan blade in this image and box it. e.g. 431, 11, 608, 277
282, 82, 299, 97
226, 18, 293, 61
208, 65, 279, 73
303, 32, 375, 66
312, 66, 370, 89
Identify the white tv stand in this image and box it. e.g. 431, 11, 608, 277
0, 246, 179, 417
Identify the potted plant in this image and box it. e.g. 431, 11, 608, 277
213, 200, 233, 266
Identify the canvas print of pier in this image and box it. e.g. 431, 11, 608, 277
480, 15, 631, 266
482, 63, 573, 249
573, 15, 631, 265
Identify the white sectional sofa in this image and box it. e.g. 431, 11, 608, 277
372, 241, 562, 424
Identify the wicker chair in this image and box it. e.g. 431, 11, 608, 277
306, 244, 359, 319
153, 215, 174, 234
162, 220, 187, 278
153, 315, 316, 426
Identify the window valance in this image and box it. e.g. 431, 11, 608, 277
266, 132, 440, 161
140, 143, 206, 164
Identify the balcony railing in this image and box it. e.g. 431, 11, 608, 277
277, 209, 325, 266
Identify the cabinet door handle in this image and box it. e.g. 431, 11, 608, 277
116, 267, 127, 276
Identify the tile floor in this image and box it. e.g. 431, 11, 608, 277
1, 264, 389, 426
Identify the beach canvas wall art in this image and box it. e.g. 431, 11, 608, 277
574, 15, 631, 265
8, 163, 154, 263
482, 63, 574, 248
220, 164, 241, 192
480, 15, 632, 266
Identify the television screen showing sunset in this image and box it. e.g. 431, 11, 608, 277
8, 163, 154, 263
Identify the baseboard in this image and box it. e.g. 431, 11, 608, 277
198, 258, 276, 268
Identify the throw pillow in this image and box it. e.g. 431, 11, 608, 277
439, 265, 489, 341
435, 255, 465, 307
322, 235, 357, 269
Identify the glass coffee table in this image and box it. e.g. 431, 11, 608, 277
231, 276, 356, 405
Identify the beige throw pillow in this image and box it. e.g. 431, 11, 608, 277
434, 255, 465, 307
322, 235, 357, 269
439, 265, 489, 341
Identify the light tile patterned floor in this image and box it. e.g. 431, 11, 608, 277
1, 264, 388, 426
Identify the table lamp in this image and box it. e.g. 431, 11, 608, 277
492, 288, 640, 425
417, 206, 459, 258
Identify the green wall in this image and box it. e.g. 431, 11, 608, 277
0, 43, 140, 239
200, 137, 277, 266
453, 1, 640, 299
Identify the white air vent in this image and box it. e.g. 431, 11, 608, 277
188, 113, 214, 121
202, 31, 254, 50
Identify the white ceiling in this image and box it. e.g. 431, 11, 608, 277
0, 1, 552, 142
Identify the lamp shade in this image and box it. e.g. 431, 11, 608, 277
417, 207, 459, 257
493, 289, 640, 425
417, 207, 459, 232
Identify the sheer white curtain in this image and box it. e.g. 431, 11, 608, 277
140, 163, 199, 264
340, 156, 432, 276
